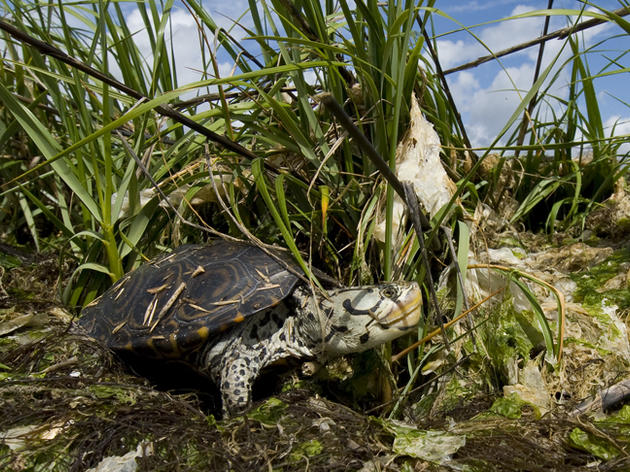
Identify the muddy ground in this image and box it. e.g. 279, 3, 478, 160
2, 207, 630, 471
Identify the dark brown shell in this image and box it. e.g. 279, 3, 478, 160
78, 241, 300, 358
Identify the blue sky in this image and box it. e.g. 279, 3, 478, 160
3, 1, 627, 152
161, 0, 629, 151
433, 1, 629, 149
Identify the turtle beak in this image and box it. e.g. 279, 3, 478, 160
382, 287, 422, 329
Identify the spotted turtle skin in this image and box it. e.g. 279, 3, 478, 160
79, 241, 299, 360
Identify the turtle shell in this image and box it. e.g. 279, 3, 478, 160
79, 241, 300, 359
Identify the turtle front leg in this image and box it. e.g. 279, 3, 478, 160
205, 311, 312, 416
217, 354, 260, 415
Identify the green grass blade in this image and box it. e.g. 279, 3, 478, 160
0, 81, 101, 219
510, 276, 555, 362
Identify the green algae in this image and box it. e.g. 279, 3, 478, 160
88, 384, 139, 405
288, 439, 323, 462
569, 427, 621, 460
246, 397, 289, 426
488, 393, 537, 419
377, 418, 466, 462
572, 247, 630, 310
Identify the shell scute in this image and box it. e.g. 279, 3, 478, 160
79, 240, 299, 357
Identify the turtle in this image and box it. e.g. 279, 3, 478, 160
78, 240, 422, 415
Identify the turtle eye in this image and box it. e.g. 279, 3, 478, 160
380, 286, 397, 299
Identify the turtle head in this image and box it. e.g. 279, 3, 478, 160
299, 281, 422, 356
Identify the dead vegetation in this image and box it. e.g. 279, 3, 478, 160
2, 230, 630, 471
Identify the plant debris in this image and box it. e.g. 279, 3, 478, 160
2, 230, 630, 471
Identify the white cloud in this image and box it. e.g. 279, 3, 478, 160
434, 39, 484, 69
448, 71, 480, 110
465, 63, 536, 145
439, 4, 619, 147
436, 4, 614, 71
125, 8, 200, 83
480, 5, 545, 57
445, 1, 521, 14
203, 0, 252, 33
436, 5, 548, 68
456, 57, 578, 147
120, 6, 242, 98
604, 115, 630, 156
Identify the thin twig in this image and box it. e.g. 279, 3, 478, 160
318, 93, 431, 229
420, 28, 474, 158
174, 87, 300, 108
571, 378, 630, 416
515, 0, 554, 153
2, 71, 176, 145
392, 288, 504, 363
402, 183, 443, 330
114, 131, 236, 241
443, 7, 630, 75
468, 263, 565, 362
0, 18, 257, 160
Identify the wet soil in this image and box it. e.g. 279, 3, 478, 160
1, 234, 630, 471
